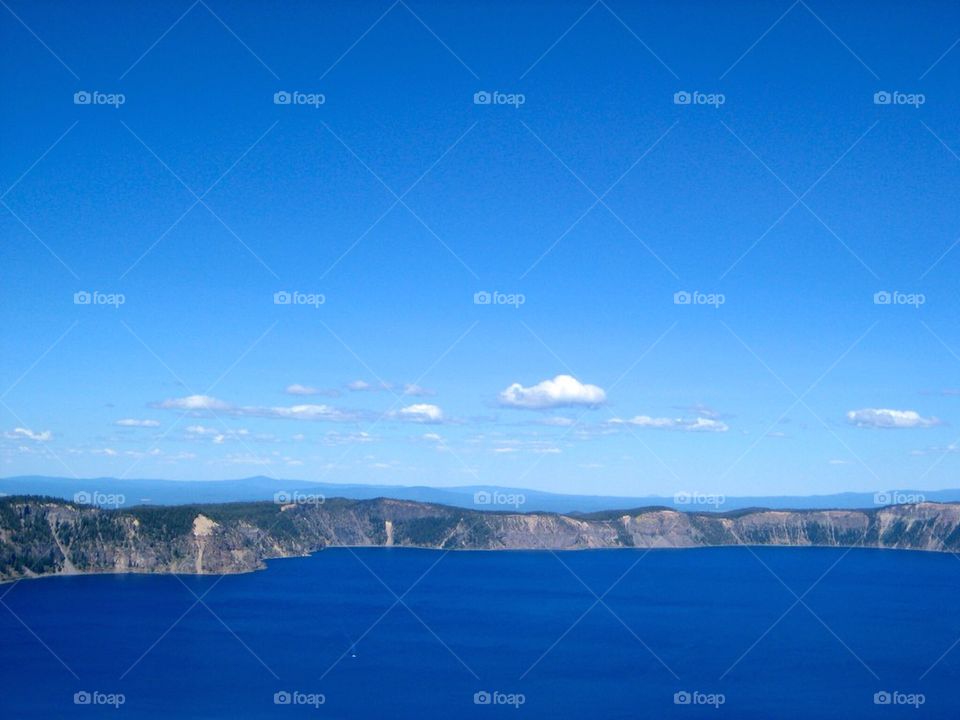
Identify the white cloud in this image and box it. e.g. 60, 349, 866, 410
403, 383, 434, 397
608, 416, 729, 433
498, 375, 606, 410
186, 425, 219, 435
347, 380, 393, 392
158, 395, 230, 411
220, 453, 273, 466
846, 408, 940, 429
5, 427, 52, 442
115, 418, 160, 428
158, 395, 361, 423
397, 404, 443, 423
422, 432, 443, 442
285, 384, 340, 397
258, 404, 357, 422
186, 425, 252, 444
537, 416, 575, 427
319, 431, 373, 446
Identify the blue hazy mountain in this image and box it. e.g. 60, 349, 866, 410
2, 475, 958, 512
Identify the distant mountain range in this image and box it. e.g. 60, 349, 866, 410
1, 475, 957, 513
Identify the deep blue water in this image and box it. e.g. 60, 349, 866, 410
1, 547, 959, 718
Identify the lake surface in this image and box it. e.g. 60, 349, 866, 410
1, 547, 958, 718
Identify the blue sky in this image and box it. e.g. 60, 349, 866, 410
2, 0, 960, 497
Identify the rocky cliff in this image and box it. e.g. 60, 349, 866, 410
2, 496, 959, 582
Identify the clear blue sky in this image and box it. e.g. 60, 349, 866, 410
2, 0, 960, 496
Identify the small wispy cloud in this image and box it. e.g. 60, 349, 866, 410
846, 408, 940, 429
346, 380, 390, 392
608, 415, 729, 432
285, 384, 341, 397
157, 395, 230, 411
395, 404, 443, 423
5, 427, 52, 442
156, 395, 362, 422
536, 416, 576, 427
115, 418, 160, 428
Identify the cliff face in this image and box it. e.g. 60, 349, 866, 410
2, 496, 959, 583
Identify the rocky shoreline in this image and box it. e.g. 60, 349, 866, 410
2, 495, 959, 583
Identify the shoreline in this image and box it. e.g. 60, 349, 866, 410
1, 540, 952, 586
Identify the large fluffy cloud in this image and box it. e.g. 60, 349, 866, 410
846, 408, 940, 429
498, 375, 606, 410
608, 416, 729, 432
